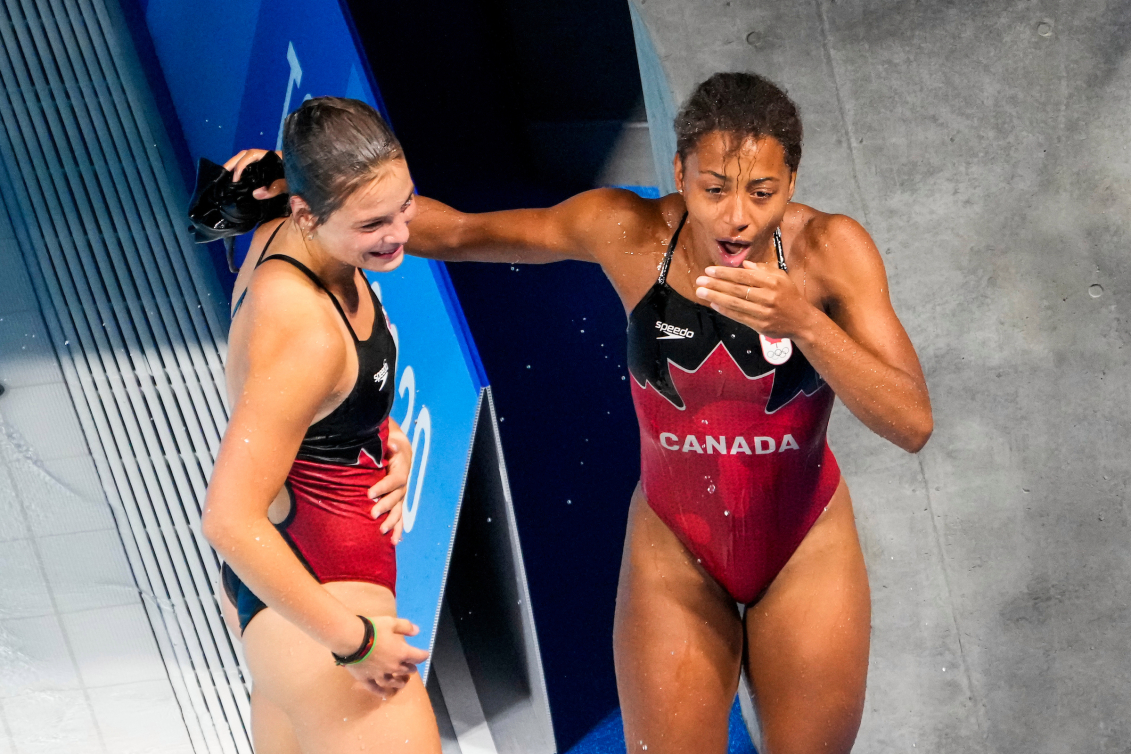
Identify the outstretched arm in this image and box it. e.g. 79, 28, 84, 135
222, 147, 652, 267
694, 215, 932, 453
407, 190, 645, 265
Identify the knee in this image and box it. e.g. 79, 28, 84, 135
758, 692, 864, 754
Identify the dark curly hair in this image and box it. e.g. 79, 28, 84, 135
283, 97, 404, 224
675, 72, 803, 172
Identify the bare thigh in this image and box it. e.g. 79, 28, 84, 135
218, 578, 302, 754
744, 479, 871, 754
242, 582, 441, 754
613, 486, 744, 754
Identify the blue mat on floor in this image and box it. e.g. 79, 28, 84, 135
564, 697, 756, 754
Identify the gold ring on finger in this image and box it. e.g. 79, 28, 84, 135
745, 286, 751, 301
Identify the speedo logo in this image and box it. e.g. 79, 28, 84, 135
655, 320, 694, 340
374, 360, 389, 389
659, 433, 801, 455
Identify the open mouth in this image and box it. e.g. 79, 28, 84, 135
716, 239, 751, 266
369, 244, 403, 259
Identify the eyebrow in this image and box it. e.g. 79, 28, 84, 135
356, 188, 416, 227
699, 170, 777, 186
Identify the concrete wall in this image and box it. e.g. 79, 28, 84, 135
628, 1, 1131, 751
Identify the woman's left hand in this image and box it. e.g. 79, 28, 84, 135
223, 149, 288, 199
695, 261, 815, 340
368, 427, 413, 544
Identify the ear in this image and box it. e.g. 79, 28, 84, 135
786, 170, 797, 202
289, 194, 317, 236
673, 153, 685, 194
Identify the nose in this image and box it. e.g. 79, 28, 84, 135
723, 193, 749, 233
386, 218, 411, 247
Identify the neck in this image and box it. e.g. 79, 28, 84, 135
287, 221, 356, 290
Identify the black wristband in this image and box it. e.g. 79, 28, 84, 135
332, 616, 375, 666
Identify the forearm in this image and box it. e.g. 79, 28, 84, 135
794, 308, 932, 452
409, 197, 529, 261
205, 511, 363, 654
408, 196, 585, 263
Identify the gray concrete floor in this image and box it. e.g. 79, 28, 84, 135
631, 1, 1131, 751
0, 205, 191, 753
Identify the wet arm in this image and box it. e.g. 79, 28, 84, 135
202, 292, 365, 656
407, 190, 645, 265
793, 217, 933, 452
224, 148, 643, 267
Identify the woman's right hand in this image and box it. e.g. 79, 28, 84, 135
222, 149, 288, 199
344, 616, 431, 695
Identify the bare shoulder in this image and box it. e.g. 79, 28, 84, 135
581, 190, 686, 284
565, 188, 664, 247
237, 261, 347, 374
231, 219, 287, 309
791, 205, 886, 291
245, 218, 289, 266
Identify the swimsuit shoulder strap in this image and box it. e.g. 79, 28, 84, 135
254, 220, 287, 267
259, 254, 361, 341
657, 211, 689, 286
231, 221, 287, 318
653, 212, 786, 284
773, 227, 789, 272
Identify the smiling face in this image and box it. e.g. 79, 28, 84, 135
674, 131, 796, 269
291, 157, 416, 274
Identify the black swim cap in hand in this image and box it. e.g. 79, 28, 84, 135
187, 151, 289, 271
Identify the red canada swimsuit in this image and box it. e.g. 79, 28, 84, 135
221, 224, 398, 631
626, 214, 841, 603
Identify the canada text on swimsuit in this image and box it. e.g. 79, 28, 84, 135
658, 433, 800, 454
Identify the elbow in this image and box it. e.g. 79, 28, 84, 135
201, 504, 237, 557
902, 413, 934, 454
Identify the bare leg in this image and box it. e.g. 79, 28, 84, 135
242, 582, 441, 753
614, 486, 744, 754
218, 573, 302, 754
251, 693, 302, 754
744, 479, 871, 754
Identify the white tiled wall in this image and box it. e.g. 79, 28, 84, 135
0, 207, 193, 753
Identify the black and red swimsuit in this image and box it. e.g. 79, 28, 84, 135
627, 214, 841, 603
222, 225, 398, 631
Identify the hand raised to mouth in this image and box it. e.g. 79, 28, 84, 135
694, 261, 813, 342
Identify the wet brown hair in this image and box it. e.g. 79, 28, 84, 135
282, 96, 404, 224
675, 72, 803, 172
